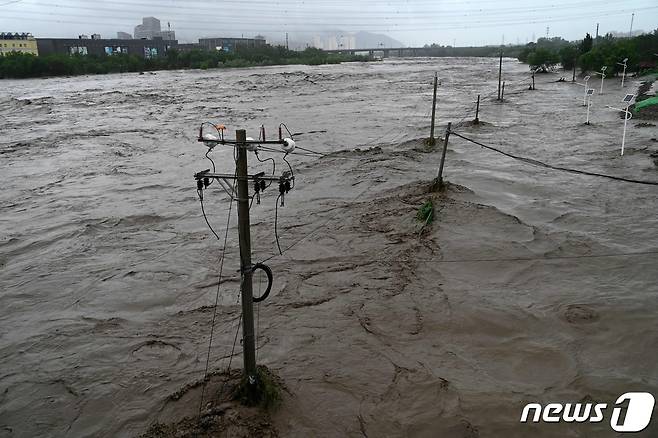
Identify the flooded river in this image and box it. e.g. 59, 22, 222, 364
1, 58, 657, 437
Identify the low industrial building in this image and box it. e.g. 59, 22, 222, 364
36, 37, 176, 58
198, 36, 267, 52
7, 33, 268, 59
0, 32, 38, 56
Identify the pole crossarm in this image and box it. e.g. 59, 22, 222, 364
198, 138, 287, 145
194, 171, 285, 182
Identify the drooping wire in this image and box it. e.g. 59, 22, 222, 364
261, 183, 372, 264
205, 149, 217, 173
279, 122, 294, 140
294, 145, 327, 156
216, 311, 242, 403
254, 151, 276, 189
450, 130, 658, 186
282, 153, 295, 189
198, 191, 221, 241
274, 193, 283, 255
197, 163, 238, 416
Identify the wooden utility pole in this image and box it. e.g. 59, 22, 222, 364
497, 51, 503, 101
437, 122, 452, 188
474, 94, 480, 124
235, 129, 257, 379
429, 72, 438, 145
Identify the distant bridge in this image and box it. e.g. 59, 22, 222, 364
323, 47, 431, 58
323, 46, 509, 59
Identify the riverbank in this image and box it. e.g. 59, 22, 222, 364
0, 46, 370, 79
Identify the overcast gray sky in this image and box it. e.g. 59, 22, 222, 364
1, 0, 655, 46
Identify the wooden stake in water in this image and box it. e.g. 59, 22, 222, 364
572, 57, 577, 82
429, 72, 438, 145
497, 51, 503, 101
474, 94, 480, 124
437, 122, 452, 188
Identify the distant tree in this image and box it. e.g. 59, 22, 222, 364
517, 42, 536, 63
559, 45, 579, 70
527, 48, 560, 71
580, 33, 593, 54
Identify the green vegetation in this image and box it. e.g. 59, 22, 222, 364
517, 29, 658, 75
0, 45, 370, 79
416, 200, 434, 225
233, 366, 283, 411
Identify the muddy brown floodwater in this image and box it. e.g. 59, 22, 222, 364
1, 58, 657, 437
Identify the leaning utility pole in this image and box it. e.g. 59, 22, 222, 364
497, 51, 503, 101
235, 129, 257, 379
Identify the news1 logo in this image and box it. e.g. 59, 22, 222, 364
520, 392, 655, 432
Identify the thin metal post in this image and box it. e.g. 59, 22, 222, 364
497, 51, 503, 100
585, 96, 591, 125
621, 107, 629, 156
501, 81, 505, 101
474, 94, 480, 123
235, 129, 257, 379
429, 72, 438, 144
532, 71, 535, 90
437, 122, 452, 187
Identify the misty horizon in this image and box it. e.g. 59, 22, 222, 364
1, 0, 654, 48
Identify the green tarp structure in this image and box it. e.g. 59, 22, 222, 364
635, 96, 658, 112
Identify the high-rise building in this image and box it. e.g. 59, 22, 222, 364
159, 30, 176, 41
133, 17, 175, 40
117, 32, 132, 40
134, 17, 161, 40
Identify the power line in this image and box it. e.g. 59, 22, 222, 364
13, 0, 646, 21
411, 250, 658, 263
197, 164, 237, 414
3, 6, 656, 33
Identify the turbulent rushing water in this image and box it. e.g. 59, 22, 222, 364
1, 59, 657, 437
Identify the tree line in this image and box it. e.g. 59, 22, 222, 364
517, 30, 658, 75
0, 46, 370, 79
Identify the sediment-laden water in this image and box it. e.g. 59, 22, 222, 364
1, 58, 657, 437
